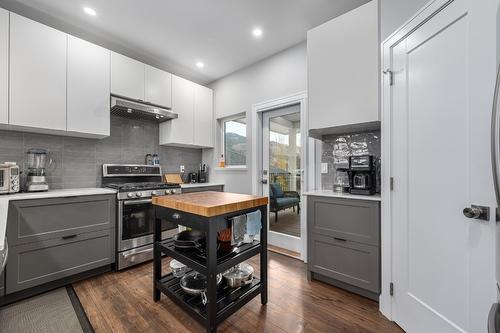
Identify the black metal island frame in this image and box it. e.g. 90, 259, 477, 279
152, 191, 269, 333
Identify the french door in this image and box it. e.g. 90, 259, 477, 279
386, 0, 497, 331
262, 105, 304, 255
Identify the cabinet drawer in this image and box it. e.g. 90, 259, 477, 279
309, 234, 379, 293
6, 229, 114, 294
181, 185, 223, 193
308, 196, 379, 245
7, 195, 115, 246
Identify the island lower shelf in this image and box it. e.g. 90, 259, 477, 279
155, 272, 262, 325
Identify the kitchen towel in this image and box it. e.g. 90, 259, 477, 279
246, 210, 262, 236
231, 214, 247, 246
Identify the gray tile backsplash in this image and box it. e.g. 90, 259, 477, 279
0, 116, 202, 189
321, 131, 381, 190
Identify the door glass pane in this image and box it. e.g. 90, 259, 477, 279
268, 112, 301, 238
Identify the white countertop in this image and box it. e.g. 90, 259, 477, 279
0, 188, 117, 251
180, 183, 225, 189
303, 190, 381, 201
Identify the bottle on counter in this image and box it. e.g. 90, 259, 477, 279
218, 154, 225, 168
145, 154, 153, 165
153, 154, 160, 166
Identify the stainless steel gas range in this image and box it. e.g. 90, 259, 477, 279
102, 164, 181, 270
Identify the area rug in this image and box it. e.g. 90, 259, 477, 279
0, 286, 94, 333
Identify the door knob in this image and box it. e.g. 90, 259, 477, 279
463, 205, 490, 221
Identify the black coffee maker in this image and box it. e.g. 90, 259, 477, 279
348, 155, 376, 195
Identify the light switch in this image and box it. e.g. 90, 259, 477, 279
321, 163, 328, 174
180, 165, 185, 173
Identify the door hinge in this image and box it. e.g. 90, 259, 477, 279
390, 177, 394, 191
390, 282, 394, 296
384, 69, 394, 86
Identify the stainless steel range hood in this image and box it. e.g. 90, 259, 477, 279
110, 96, 178, 123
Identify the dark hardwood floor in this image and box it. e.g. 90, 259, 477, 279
73, 252, 403, 333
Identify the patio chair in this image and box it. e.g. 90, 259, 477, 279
269, 183, 300, 223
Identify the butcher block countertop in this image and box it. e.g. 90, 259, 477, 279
152, 191, 269, 217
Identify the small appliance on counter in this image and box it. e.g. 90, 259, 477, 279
25, 149, 53, 192
0, 162, 20, 194
198, 164, 208, 183
333, 168, 350, 193
348, 155, 377, 195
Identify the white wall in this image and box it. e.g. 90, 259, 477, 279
203, 42, 307, 194
379, 0, 429, 40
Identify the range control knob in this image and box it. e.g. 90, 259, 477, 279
127, 192, 135, 198
171, 189, 176, 194
151, 190, 158, 196
136, 192, 143, 198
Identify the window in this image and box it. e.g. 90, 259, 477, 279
222, 116, 247, 167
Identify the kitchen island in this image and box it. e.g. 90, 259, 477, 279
152, 191, 269, 333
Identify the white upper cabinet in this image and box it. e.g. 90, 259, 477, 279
111, 52, 145, 101
160, 76, 214, 148
193, 84, 214, 147
67, 35, 110, 138
160, 75, 195, 146
307, 0, 379, 136
9, 13, 67, 131
0, 9, 8, 125
145, 65, 172, 108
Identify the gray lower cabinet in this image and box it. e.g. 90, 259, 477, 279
307, 195, 380, 299
4, 194, 115, 295
181, 185, 224, 193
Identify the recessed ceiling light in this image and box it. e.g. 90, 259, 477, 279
252, 27, 263, 38
83, 7, 97, 16
196, 61, 205, 69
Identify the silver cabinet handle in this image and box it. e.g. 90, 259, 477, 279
172, 213, 181, 220
491, 65, 500, 220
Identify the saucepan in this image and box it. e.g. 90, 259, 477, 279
180, 271, 222, 305
222, 262, 254, 288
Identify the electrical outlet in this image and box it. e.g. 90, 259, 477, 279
321, 163, 328, 174
180, 165, 185, 173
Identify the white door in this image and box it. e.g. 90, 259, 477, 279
193, 84, 214, 148
262, 105, 304, 254
9, 13, 67, 131
0, 8, 7, 125
388, 0, 496, 332
111, 52, 145, 101
145, 65, 172, 108
67, 35, 110, 137
159, 75, 194, 146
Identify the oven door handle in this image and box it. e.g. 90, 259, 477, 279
123, 199, 152, 205
122, 247, 153, 258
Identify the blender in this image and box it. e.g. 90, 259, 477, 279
25, 149, 52, 192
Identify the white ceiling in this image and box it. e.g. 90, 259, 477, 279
2, 0, 369, 84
